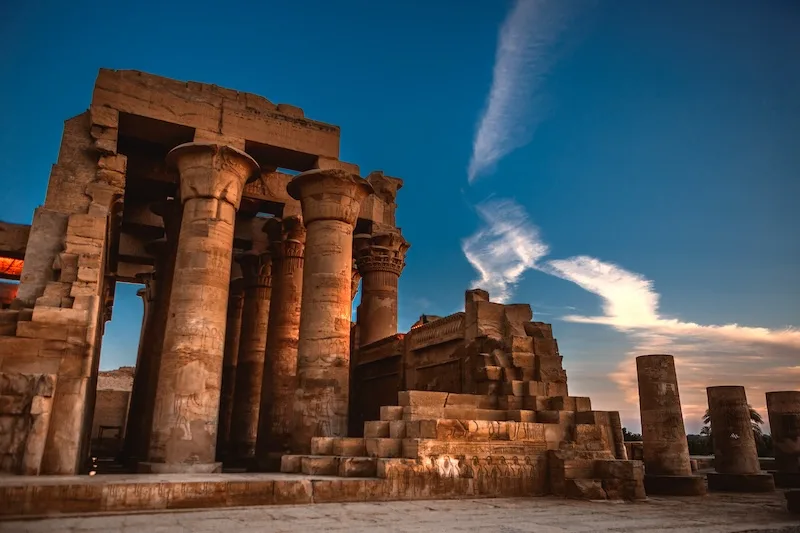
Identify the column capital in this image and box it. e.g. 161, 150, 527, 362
135, 271, 158, 303
237, 251, 272, 288
354, 231, 410, 276
150, 197, 182, 239
166, 142, 260, 208
264, 215, 306, 260
287, 169, 373, 225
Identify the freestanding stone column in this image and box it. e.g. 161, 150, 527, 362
766, 391, 800, 488
707, 386, 775, 492
354, 232, 409, 346
255, 216, 306, 469
141, 143, 259, 473
121, 276, 156, 462
287, 169, 373, 452
215, 262, 244, 462
229, 249, 272, 463
636, 355, 706, 495
128, 199, 183, 465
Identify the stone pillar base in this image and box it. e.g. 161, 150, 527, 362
769, 471, 800, 489
137, 462, 222, 474
787, 490, 800, 514
707, 472, 775, 492
644, 474, 707, 496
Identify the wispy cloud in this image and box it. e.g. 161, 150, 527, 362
462, 200, 800, 430
468, 0, 575, 183
461, 199, 549, 302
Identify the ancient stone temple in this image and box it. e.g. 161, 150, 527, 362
0, 69, 647, 513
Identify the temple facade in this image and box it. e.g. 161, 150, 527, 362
0, 70, 791, 513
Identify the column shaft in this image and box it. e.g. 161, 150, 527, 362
287, 169, 372, 453
766, 391, 800, 474
256, 217, 305, 465
229, 252, 271, 462
121, 278, 156, 462
636, 354, 692, 476
142, 142, 258, 472
707, 386, 761, 474
216, 276, 244, 461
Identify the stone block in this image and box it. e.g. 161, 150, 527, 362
398, 390, 448, 407
564, 478, 607, 500
364, 420, 390, 438
338, 456, 377, 477
31, 306, 88, 325
549, 396, 577, 411
511, 352, 535, 369
594, 459, 644, 481
444, 393, 497, 409
279, 454, 302, 473
643, 474, 706, 496
506, 410, 537, 422
66, 214, 107, 241
502, 381, 526, 397
333, 437, 366, 457
310, 437, 335, 455
389, 420, 407, 439
509, 335, 534, 352
502, 367, 521, 381
498, 395, 523, 410
224, 480, 274, 507
301, 455, 339, 475
707, 472, 775, 492
603, 477, 647, 501
546, 381, 568, 397
533, 337, 558, 356
477, 365, 503, 381
366, 438, 402, 458
312, 479, 366, 503
402, 406, 507, 421
273, 479, 313, 505
380, 405, 404, 421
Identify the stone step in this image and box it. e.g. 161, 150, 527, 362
309, 437, 367, 456
402, 406, 507, 421
402, 419, 549, 442
365, 437, 403, 458
279, 455, 378, 477
400, 438, 555, 459
380, 405, 404, 421
397, 391, 498, 409
364, 420, 390, 438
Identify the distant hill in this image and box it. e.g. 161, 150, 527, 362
97, 366, 134, 391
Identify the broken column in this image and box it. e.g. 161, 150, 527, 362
255, 216, 306, 469
287, 169, 373, 453
140, 142, 259, 473
706, 386, 775, 492
766, 391, 800, 488
228, 248, 272, 464
215, 261, 244, 462
354, 231, 409, 346
636, 354, 706, 495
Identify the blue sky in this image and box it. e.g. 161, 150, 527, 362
1, 0, 798, 432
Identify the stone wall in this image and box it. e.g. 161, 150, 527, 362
0, 373, 56, 475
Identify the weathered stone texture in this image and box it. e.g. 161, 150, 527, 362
0, 373, 56, 475
767, 391, 800, 475
144, 143, 259, 472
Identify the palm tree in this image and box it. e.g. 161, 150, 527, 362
701, 405, 764, 443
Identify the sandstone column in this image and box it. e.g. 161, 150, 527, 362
215, 261, 244, 462
120, 274, 156, 463
706, 386, 775, 491
766, 391, 800, 488
140, 143, 259, 473
228, 248, 272, 463
636, 354, 706, 495
354, 231, 409, 346
255, 216, 306, 469
287, 169, 373, 452
129, 199, 183, 464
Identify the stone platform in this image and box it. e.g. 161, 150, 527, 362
707, 471, 776, 493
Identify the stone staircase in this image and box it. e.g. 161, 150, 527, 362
281, 391, 646, 500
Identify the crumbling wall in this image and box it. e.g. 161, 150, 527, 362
0, 373, 56, 475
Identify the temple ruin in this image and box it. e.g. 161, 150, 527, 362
0, 69, 793, 515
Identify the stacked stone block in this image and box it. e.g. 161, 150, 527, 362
280, 390, 644, 501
